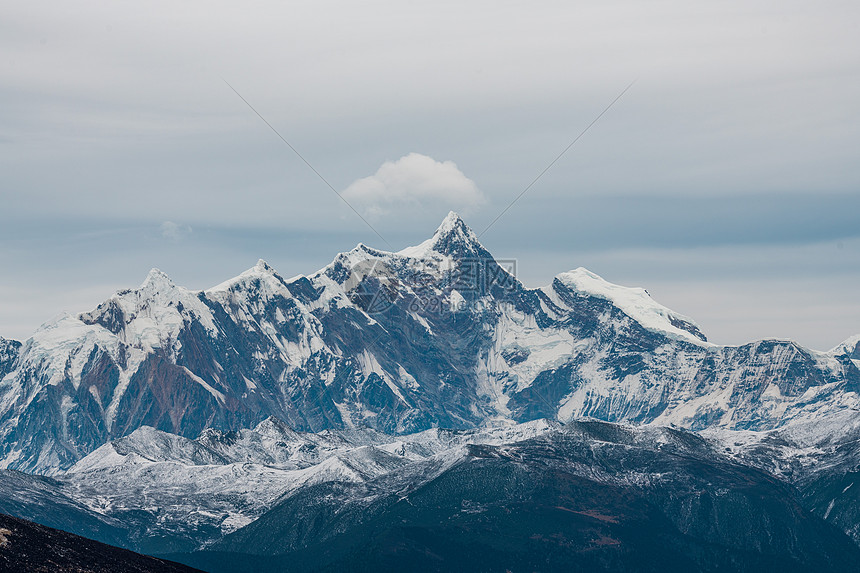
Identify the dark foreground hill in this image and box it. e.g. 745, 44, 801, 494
0, 512, 201, 573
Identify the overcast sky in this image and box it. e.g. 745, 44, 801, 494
2, 0, 859, 350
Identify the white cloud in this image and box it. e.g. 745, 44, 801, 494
160, 221, 192, 240
342, 153, 485, 216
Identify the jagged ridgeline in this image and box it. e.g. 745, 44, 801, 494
1, 212, 859, 474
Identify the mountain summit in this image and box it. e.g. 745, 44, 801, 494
426, 210, 487, 257
0, 213, 858, 474
398, 211, 490, 260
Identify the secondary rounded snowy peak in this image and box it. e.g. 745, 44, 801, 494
552, 268, 709, 345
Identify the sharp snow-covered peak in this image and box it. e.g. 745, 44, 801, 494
316, 213, 490, 285
77, 267, 218, 346
313, 244, 393, 294
436, 210, 471, 237
336, 243, 390, 265
127, 268, 198, 311
125, 268, 195, 311
398, 211, 488, 260
206, 258, 289, 297
140, 268, 174, 291
830, 334, 860, 358
553, 267, 709, 345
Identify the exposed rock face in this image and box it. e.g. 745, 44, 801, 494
1, 212, 858, 474
0, 338, 19, 380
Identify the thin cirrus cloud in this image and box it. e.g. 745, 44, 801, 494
342, 153, 485, 217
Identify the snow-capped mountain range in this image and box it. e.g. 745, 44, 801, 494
1, 212, 858, 476
2, 212, 860, 570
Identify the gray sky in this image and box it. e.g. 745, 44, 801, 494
2, 0, 859, 350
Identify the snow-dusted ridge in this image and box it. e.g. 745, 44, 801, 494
44, 413, 860, 555
207, 259, 283, 294
56, 418, 561, 544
